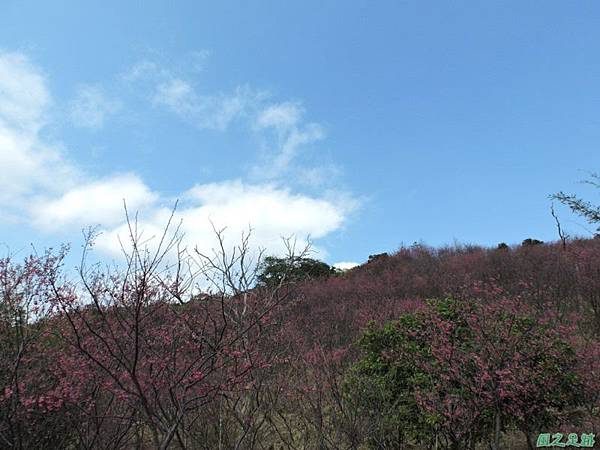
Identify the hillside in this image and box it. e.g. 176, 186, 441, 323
2, 237, 600, 449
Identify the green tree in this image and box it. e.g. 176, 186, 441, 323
522, 238, 544, 246
256, 256, 335, 287
345, 316, 434, 449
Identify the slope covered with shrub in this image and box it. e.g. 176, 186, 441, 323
2, 237, 600, 449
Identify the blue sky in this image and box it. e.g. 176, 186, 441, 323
1, 1, 600, 267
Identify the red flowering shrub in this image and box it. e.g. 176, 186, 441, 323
1, 233, 600, 449
348, 298, 582, 450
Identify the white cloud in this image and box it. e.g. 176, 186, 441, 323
31, 174, 159, 232
0, 51, 50, 132
0, 51, 79, 212
69, 84, 121, 130
94, 180, 354, 259
0, 125, 76, 204
333, 261, 360, 271
183, 180, 347, 239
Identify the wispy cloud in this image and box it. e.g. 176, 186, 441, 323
253, 101, 326, 180
125, 57, 333, 183
124, 52, 263, 132
152, 79, 264, 131
122, 50, 211, 83
256, 102, 303, 129
122, 60, 164, 82
69, 84, 121, 130
296, 165, 342, 188
153, 78, 194, 113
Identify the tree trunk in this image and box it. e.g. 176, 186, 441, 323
524, 431, 535, 450
493, 410, 501, 450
